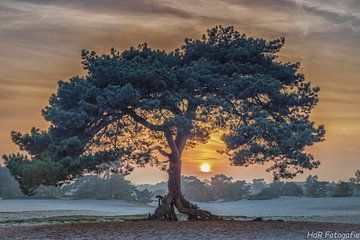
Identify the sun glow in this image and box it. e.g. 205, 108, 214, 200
200, 163, 211, 173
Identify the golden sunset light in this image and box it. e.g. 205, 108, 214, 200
1, 1, 360, 237
0, 0, 359, 185
200, 163, 211, 173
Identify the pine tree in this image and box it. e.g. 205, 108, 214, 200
4, 26, 325, 220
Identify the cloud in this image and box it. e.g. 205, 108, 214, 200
13, 0, 192, 18
0, 0, 359, 182
296, 0, 360, 31
220, 0, 360, 32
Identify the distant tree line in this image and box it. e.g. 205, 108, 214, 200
0, 167, 151, 202
141, 172, 360, 201
250, 174, 355, 200
1, 166, 359, 202
182, 175, 251, 201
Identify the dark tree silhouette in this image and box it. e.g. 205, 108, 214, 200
210, 174, 233, 200
282, 182, 303, 196
332, 182, 353, 197
3, 26, 325, 220
305, 175, 327, 197
349, 170, 360, 196
252, 178, 267, 194
269, 181, 303, 196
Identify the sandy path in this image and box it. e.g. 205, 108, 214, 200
1, 220, 360, 240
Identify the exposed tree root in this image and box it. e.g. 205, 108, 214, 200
149, 195, 177, 221
149, 194, 220, 221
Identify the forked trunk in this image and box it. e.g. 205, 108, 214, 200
149, 155, 219, 221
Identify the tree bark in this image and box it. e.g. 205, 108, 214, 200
148, 127, 219, 221
149, 154, 219, 221
168, 156, 181, 199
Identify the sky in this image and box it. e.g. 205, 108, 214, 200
0, 0, 359, 184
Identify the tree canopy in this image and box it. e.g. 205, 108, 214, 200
4, 26, 325, 196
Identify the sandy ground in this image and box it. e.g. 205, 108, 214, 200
1, 220, 360, 240
2, 197, 360, 224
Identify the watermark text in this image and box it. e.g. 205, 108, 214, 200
307, 231, 360, 240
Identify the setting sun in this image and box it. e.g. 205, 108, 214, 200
200, 163, 211, 173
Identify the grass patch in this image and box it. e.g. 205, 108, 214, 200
0, 214, 149, 225
0, 214, 257, 225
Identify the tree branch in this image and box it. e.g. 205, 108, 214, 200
152, 146, 171, 157
175, 130, 190, 155
175, 100, 196, 154
164, 130, 180, 160
126, 109, 165, 132
126, 109, 181, 160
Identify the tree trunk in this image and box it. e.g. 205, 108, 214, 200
149, 155, 219, 221
168, 156, 182, 200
